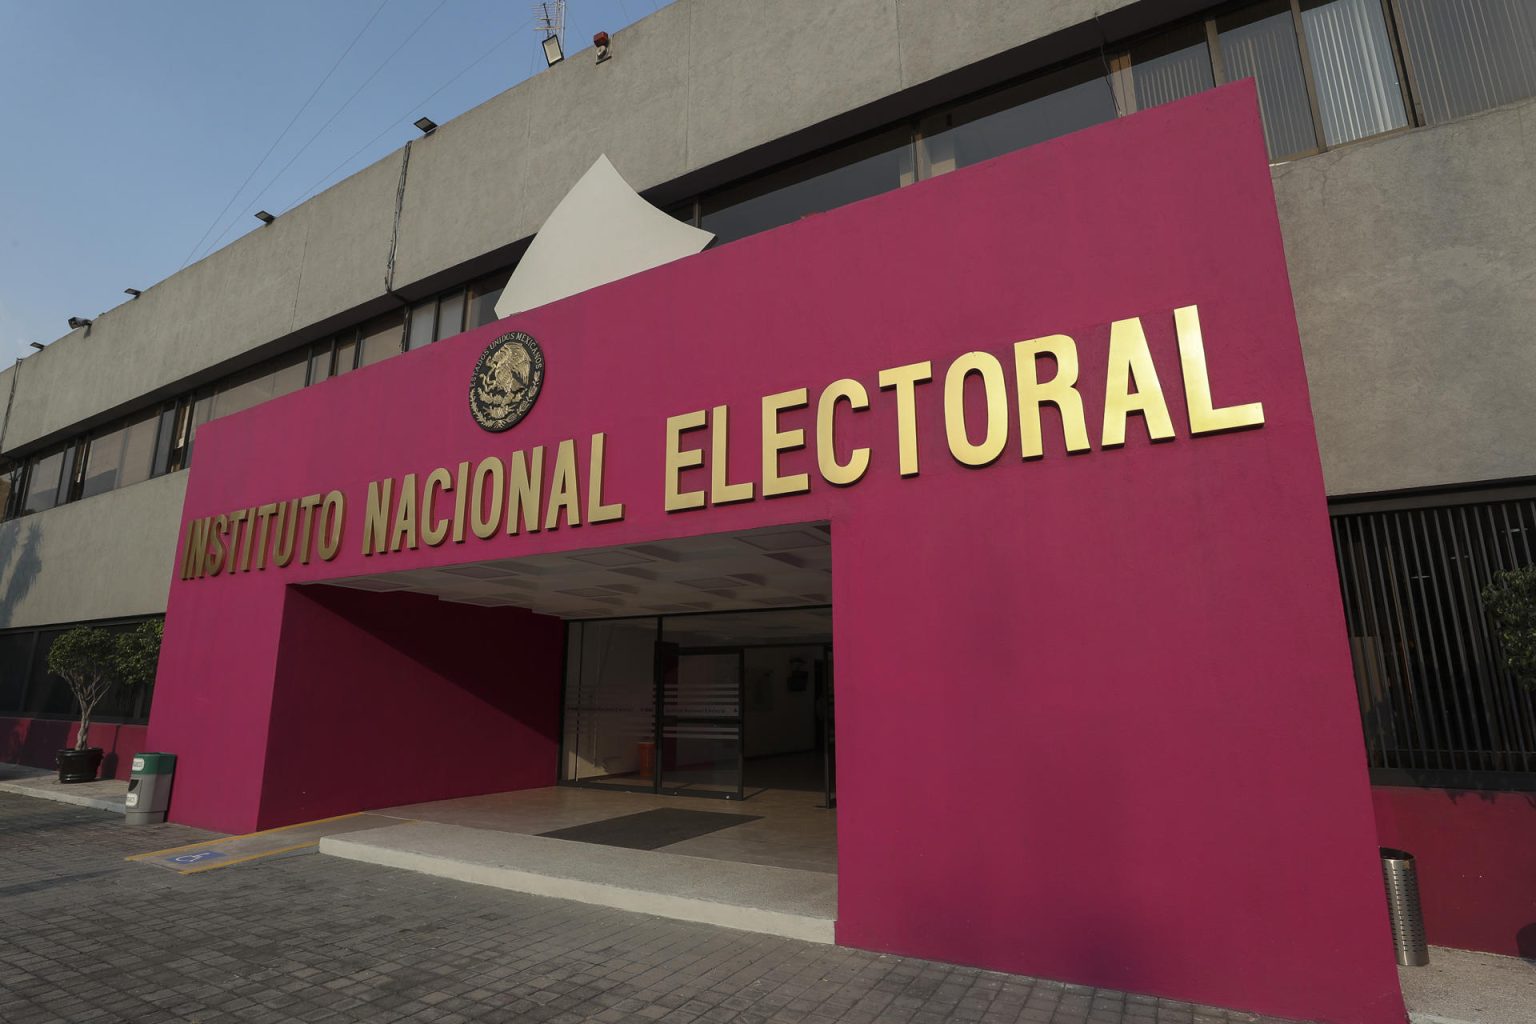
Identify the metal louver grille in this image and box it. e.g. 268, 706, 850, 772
1331, 495, 1536, 788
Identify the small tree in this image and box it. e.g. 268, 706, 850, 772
1482, 566, 1536, 692
113, 620, 164, 692
45, 622, 162, 751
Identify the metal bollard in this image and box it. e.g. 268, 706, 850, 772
1380, 848, 1429, 966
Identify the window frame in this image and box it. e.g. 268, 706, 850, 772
1112, 0, 1420, 163
0, 614, 163, 725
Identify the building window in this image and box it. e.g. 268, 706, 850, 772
1395, 0, 1536, 125
436, 290, 466, 343
79, 408, 166, 500
149, 405, 178, 478
0, 459, 18, 520
1217, 1, 1321, 159
357, 310, 405, 368
919, 58, 1118, 176
0, 617, 159, 724
308, 338, 336, 386
333, 331, 359, 377
468, 271, 508, 329
1299, 0, 1409, 146
0, 630, 32, 714
1332, 492, 1536, 789
700, 126, 916, 245
1113, 22, 1216, 114
16, 445, 78, 517
407, 300, 436, 351
468, 273, 508, 328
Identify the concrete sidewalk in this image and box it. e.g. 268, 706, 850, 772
1401, 946, 1536, 1024
0, 762, 127, 813
5, 792, 1293, 1024
322, 820, 837, 943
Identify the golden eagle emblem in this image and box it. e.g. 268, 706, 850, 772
469, 331, 545, 432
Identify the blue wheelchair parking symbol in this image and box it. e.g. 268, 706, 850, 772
169, 850, 227, 866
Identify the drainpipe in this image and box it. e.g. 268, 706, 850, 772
382, 141, 414, 313
0, 356, 20, 456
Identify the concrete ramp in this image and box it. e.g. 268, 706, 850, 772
320, 821, 836, 943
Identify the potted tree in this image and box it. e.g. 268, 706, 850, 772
1483, 566, 1536, 692
47, 621, 162, 783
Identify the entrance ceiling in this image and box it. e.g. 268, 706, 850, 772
312, 523, 831, 619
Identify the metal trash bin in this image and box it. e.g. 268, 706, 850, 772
124, 752, 177, 826
1380, 847, 1429, 966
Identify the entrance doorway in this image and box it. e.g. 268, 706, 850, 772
561, 607, 834, 804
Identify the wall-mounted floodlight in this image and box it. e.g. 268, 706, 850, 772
542, 34, 564, 66
414, 117, 438, 135
29, 342, 44, 350
594, 31, 611, 64
67, 317, 93, 330
254, 210, 275, 225
124, 288, 142, 298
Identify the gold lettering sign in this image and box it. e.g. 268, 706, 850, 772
176, 305, 1263, 582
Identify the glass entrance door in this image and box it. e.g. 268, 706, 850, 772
658, 646, 744, 799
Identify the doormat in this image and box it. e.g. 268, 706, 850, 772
539, 808, 762, 851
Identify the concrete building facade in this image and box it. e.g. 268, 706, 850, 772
3, 0, 1535, 1003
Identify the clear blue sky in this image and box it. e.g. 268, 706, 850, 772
0, 0, 664, 366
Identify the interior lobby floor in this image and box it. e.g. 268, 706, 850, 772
378, 777, 837, 875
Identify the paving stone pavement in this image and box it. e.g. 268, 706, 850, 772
0, 794, 1299, 1024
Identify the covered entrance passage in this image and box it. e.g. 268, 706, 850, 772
309, 523, 838, 928
562, 607, 833, 804
320, 521, 835, 808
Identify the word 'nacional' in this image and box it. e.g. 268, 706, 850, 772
179, 304, 1261, 581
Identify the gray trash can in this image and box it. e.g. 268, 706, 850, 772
124, 752, 176, 826
1381, 847, 1429, 966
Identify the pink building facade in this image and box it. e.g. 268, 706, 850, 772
147, 86, 1408, 1023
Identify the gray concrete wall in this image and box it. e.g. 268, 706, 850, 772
0, 471, 186, 629
0, 362, 15, 452
4, 149, 405, 452
1275, 96, 1536, 497
7, 0, 1140, 454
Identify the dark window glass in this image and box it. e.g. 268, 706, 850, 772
308, 340, 335, 386
918, 59, 1118, 175
150, 406, 177, 477
436, 290, 466, 342
80, 410, 161, 499
469, 273, 507, 329
0, 459, 18, 519
1218, 0, 1320, 159
20, 449, 66, 515
23, 629, 75, 716
0, 631, 32, 713
1333, 496, 1536, 786
16, 621, 154, 722
357, 310, 404, 368
1124, 23, 1216, 112
1397, 0, 1536, 125
701, 127, 915, 245
1300, 0, 1408, 145
407, 301, 436, 350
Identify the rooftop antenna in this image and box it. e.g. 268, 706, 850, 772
535, 1, 567, 65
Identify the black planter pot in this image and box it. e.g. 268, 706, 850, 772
57, 747, 104, 784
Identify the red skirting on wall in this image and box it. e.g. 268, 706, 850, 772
1372, 785, 1536, 958
0, 716, 149, 780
